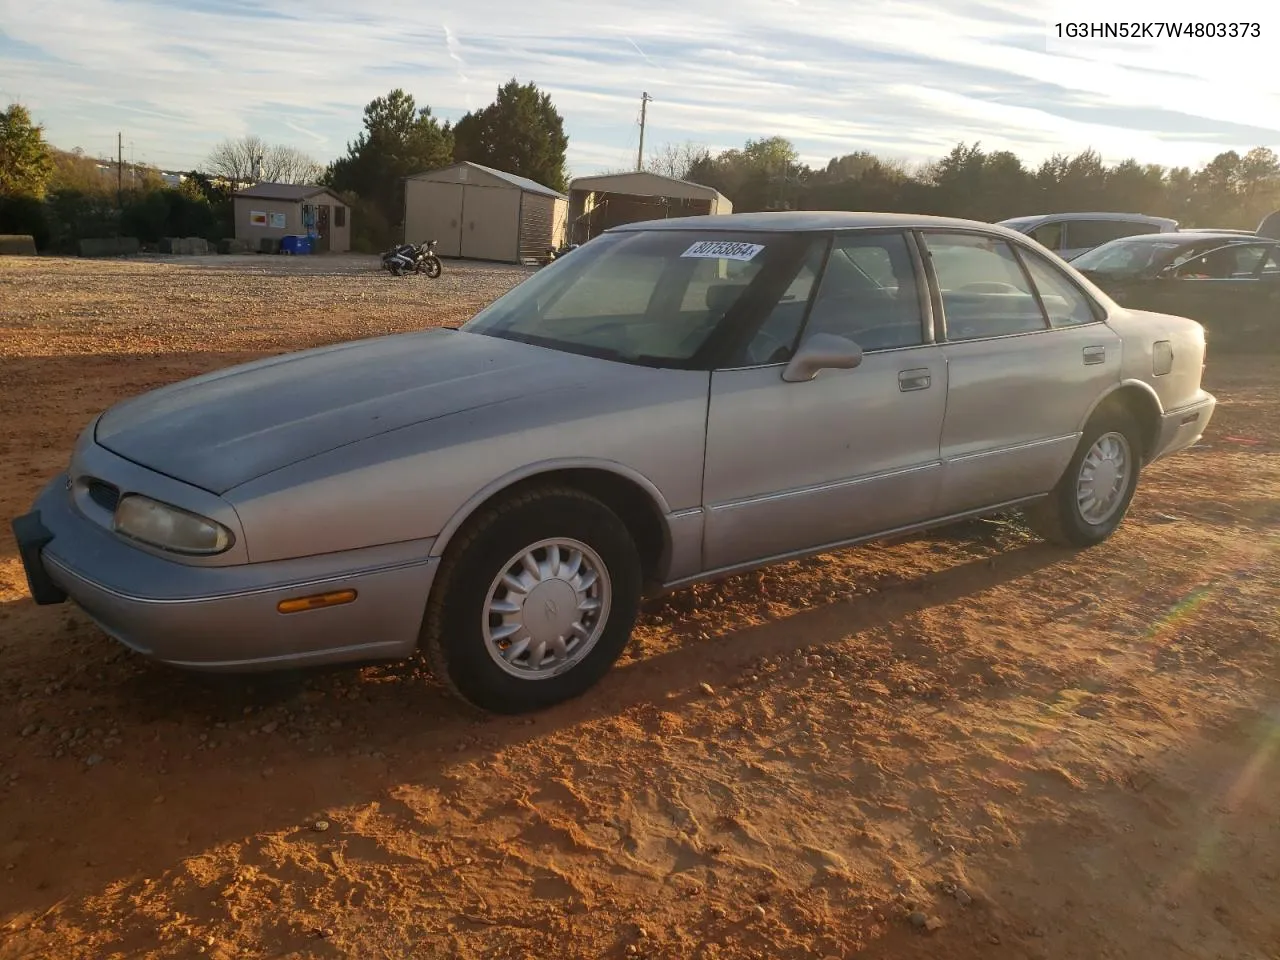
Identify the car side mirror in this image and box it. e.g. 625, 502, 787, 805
781, 333, 864, 382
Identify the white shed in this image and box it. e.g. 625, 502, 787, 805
403, 161, 568, 263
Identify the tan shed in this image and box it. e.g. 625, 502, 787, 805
567, 172, 731, 244
403, 161, 568, 264
232, 183, 350, 253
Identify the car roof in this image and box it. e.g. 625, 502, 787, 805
998, 212, 1178, 227
1098, 230, 1273, 245
605, 210, 1028, 236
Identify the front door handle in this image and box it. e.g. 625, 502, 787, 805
898, 368, 931, 392
1083, 345, 1106, 365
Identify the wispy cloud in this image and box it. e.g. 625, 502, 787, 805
1, 0, 1276, 179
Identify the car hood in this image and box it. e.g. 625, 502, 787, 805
94, 329, 614, 493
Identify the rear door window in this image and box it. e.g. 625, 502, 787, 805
922, 232, 1047, 340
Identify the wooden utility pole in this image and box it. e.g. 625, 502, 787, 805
116, 132, 123, 206
636, 92, 652, 172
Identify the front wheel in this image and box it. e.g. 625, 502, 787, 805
421, 255, 442, 279
1024, 407, 1142, 547
420, 487, 642, 713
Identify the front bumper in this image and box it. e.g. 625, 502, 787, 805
12, 474, 439, 671
1150, 391, 1216, 463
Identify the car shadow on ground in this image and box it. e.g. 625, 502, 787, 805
0, 529, 1069, 922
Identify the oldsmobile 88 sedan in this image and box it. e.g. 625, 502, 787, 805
13, 212, 1215, 713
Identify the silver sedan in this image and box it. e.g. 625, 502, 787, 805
12, 213, 1216, 713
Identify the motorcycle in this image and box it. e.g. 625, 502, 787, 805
541, 242, 579, 266
382, 240, 442, 278
381, 243, 413, 274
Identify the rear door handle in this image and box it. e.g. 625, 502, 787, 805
1083, 345, 1106, 365
898, 368, 931, 391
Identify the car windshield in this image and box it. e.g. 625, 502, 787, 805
461, 229, 798, 365
1071, 237, 1188, 275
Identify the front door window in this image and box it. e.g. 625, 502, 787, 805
798, 231, 926, 351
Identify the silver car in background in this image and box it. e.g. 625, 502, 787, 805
13, 212, 1216, 713
998, 212, 1179, 261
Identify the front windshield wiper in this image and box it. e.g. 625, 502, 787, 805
479, 330, 677, 367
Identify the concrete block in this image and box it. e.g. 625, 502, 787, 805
0, 235, 37, 256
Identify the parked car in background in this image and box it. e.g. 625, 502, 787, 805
998, 212, 1179, 261
13, 212, 1216, 714
1070, 231, 1280, 348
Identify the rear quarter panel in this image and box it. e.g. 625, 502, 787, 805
1104, 307, 1209, 411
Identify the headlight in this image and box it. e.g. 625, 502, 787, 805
113, 495, 233, 555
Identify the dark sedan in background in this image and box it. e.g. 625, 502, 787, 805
1069, 231, 1280, 348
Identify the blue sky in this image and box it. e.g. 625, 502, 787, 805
1, 0, 1277, 181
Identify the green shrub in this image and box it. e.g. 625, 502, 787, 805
0, 195, 50, 250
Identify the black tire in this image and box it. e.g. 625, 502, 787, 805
424, 256, 442, 279
420, 486, 642, 714
1024, 406, 1143, 548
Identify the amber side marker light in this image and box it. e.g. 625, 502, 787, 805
277, 590, 357, 614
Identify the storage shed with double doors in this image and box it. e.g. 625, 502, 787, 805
231, 182, 350, 253
402, 161, 568, 263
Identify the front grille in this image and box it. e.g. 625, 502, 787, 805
85, 479, 120, 513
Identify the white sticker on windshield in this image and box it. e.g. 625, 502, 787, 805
680, 240, 765, 261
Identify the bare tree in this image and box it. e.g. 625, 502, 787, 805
644, 140, 712, 181
263, 143, 325, 184
206, 135, 267, 183
205, 135, 323, 184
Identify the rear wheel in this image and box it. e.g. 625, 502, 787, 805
420, 487, 642, 714
1025, 407, 1142, 547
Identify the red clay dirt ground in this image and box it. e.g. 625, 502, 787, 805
1, 255, 1278, 960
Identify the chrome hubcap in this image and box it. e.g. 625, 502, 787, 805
1076, 431, 1131, 525
482, 538, 611, 679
